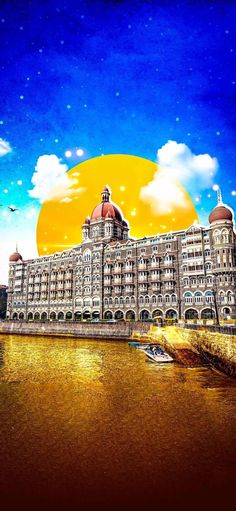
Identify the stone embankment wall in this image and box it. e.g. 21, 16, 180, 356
0, 320, 150, 340
184, 323, 236, 336
183, 328, 236, 378
148, 325, 236, 377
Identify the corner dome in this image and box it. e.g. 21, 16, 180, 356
209, 187, 233, 224
209, 205, 233, 224
9, 251, 23, 262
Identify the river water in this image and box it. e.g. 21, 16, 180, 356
0, 335, 235, 510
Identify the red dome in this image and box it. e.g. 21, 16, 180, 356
91, 202, 122, 222
9, 252, 22, 262
209, 205, 233, 224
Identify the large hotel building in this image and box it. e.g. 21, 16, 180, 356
6, 186, 236, 322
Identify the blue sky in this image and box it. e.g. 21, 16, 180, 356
0, 0, 235, 281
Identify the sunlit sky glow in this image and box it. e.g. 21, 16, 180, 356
0, 0, 235, 282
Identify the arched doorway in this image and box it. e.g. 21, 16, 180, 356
222, 307, 231, 318
185, 309, 199, 320
28, 312, 33, 321
92, 311, 100, 320
126, 310, 136, 321
34, 312, 40, 321
19, 312, 24, 320
50, 312, 56, 321
140, 309, 150, 321
83, 310, 91, 321
104, 310, 113, 320
166, 309, 177, 319
114, 310, 124, 321
201, 308, 215, 319
41, 312, 47, 321
66, 311, 72, 321
58, 312, 64, 321
152, 309, 163, 320
75, 311, 82, 321
12, 313, 18, 320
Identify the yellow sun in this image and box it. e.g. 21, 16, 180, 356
37, 154, 198, 255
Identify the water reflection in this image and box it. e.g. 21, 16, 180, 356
0, 341, 5, 368
0, 335, 235, 510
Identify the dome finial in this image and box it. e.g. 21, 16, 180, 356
101, 185, 110, 202
217, 187, 223, 205
213, 184, 223, 205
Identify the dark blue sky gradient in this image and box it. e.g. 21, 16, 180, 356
0, 0, 236, 214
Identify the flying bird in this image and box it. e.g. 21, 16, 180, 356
8, 206, 19, 212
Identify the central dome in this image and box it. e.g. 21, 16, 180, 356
91, 186, 123, 222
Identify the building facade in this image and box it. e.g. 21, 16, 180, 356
0, 285, 7, 319
7, 186, 236, 322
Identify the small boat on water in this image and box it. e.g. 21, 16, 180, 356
128, 341, 141, 347
145, 348, 174, 363
128, 341, 163, 351
136, 343, 162, 351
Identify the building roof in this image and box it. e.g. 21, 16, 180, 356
9, 251, 23, 262
91, 185, 123, 222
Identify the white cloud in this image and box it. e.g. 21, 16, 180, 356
157, 140, 218, 190
140, 140, 218, 215
0, 138, 12, 156
60, 197, 72, 203
140, 170, 189, 215
28, 154, 84, 203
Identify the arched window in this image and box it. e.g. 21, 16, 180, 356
139, 296, 144, 305
205, 291, 213, 303
184, 292, 193, 303
213, 230, 220, 244
221, 229, 229, 244
194, 292, 203, 303
145, 295, 150, 304
152, 295, 157, 304
83, 249, 91, 262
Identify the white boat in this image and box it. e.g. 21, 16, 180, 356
136, 343, 161, 351
145, 349, 174, 363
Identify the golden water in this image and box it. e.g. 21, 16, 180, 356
0, 335, 236, 510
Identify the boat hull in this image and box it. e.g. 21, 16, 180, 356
145, 350, 174, 363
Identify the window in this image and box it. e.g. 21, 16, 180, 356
184, 292, 193, 303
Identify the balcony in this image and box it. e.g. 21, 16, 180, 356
138, 264, 147, 270
104, 288, 112, 295
163, 273, 174, 281
138, 277, 148, 283
151, 264, 161, 270
104, 267, 112, 275
150, 275, 161, 282
114, 267, 123, 274
125, 276, 134, 283
164, 261, 174, 267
